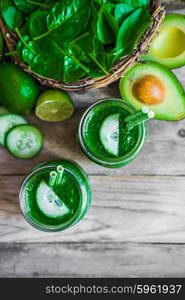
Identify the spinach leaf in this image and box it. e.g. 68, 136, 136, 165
114, 4, 135, 24
30, 38, 64, 80
97, 4, 119, 44
94, 0, 103, 4
68, 34, 109, 77
115, 7, 152, 59
16, 35, 31, 55
28, 11, 48, 38
30, 53, 63, 79
91, 38, 114, 74
63, 56, 86, 83
44, 0, 91, 41
1, 0, 23, 32
22, 41, 36, 64
20, 23, 29, 36
105, 0, 149, 7
16, 35, 31, 53
79, 3, 98, 40
9, 0, 152, 82
72, 3, 109, 78
13, 0, 48, 14
123, 0, 149, 8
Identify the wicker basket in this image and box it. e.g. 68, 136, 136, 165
0, 0, 165, 92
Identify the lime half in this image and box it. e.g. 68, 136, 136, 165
35, 90, 74, 122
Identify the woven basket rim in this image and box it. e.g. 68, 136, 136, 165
0, 0, 165, 91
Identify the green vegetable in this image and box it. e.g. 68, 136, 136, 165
0, 31, 4, 63
30, 38, 64, 80
5, 124, 43, 159
22, 41, 36, 64
114, 4, 135, 24
105, 0, 149, 7
63, 56, 86, 83
20, 23, 29, 36
122, 0, 149, 8
39, 0, 91, 41
115, 7, 152, 59
97, 4, 119, 44
28, 11, 48, 39
2, 0, 152, 82
1, 0, 23, 32
13, 0, 47, 14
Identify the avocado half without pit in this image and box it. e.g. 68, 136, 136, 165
120, 61, 185, 120
143, 14, 185, 69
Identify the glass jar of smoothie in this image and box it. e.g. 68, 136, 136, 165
78, 98, 147, 168
19, 160, 91, 232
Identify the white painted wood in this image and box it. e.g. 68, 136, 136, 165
0, 175, 185, 243
0, 242, 185, 277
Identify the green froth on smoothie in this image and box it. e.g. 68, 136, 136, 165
24, 168, 80, 226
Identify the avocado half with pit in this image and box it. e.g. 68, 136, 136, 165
143, 14, 185, 69
119, 61, 185, 120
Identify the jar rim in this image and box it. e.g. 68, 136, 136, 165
78, 98, 147, 166
19, 163, 90, 232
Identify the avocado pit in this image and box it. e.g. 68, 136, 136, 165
132, 75, 166, 105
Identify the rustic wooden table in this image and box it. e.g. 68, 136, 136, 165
0, 1, 185, 278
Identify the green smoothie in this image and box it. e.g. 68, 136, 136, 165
19, 160, 91, 231
78, 99, 147, 168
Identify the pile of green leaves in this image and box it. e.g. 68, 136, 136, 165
1, 0, 152, 83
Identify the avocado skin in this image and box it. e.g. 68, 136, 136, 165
143, 14, 185, 69
120, 61, 185, 121
0, 63, 39, 114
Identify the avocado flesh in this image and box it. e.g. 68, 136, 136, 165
143, 14, 185, 69
120, 61, 185, 120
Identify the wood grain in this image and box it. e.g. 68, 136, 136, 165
0, 114, 184, 176
0, 66, 185, 176
0, 4, 185, 278
0, 175, 185, 243
0, 242, 185, 277
164, 0, 185, 9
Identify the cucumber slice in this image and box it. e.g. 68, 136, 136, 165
99, 114, 120, 157
0, 114, 27, 146
36, 180, 70, 218
5, 124, 43, 159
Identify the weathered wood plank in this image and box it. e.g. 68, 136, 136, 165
0, 175, 185, 243
0, 111, 185, 176
0, 242, 185, 277
165, 0, 185, 10
0, 97, 185, 177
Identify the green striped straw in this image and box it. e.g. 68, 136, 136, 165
55, 165, 65, 186
125, 106, 149, 123
125, 108, 155, 131
49, 171, 57, 187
